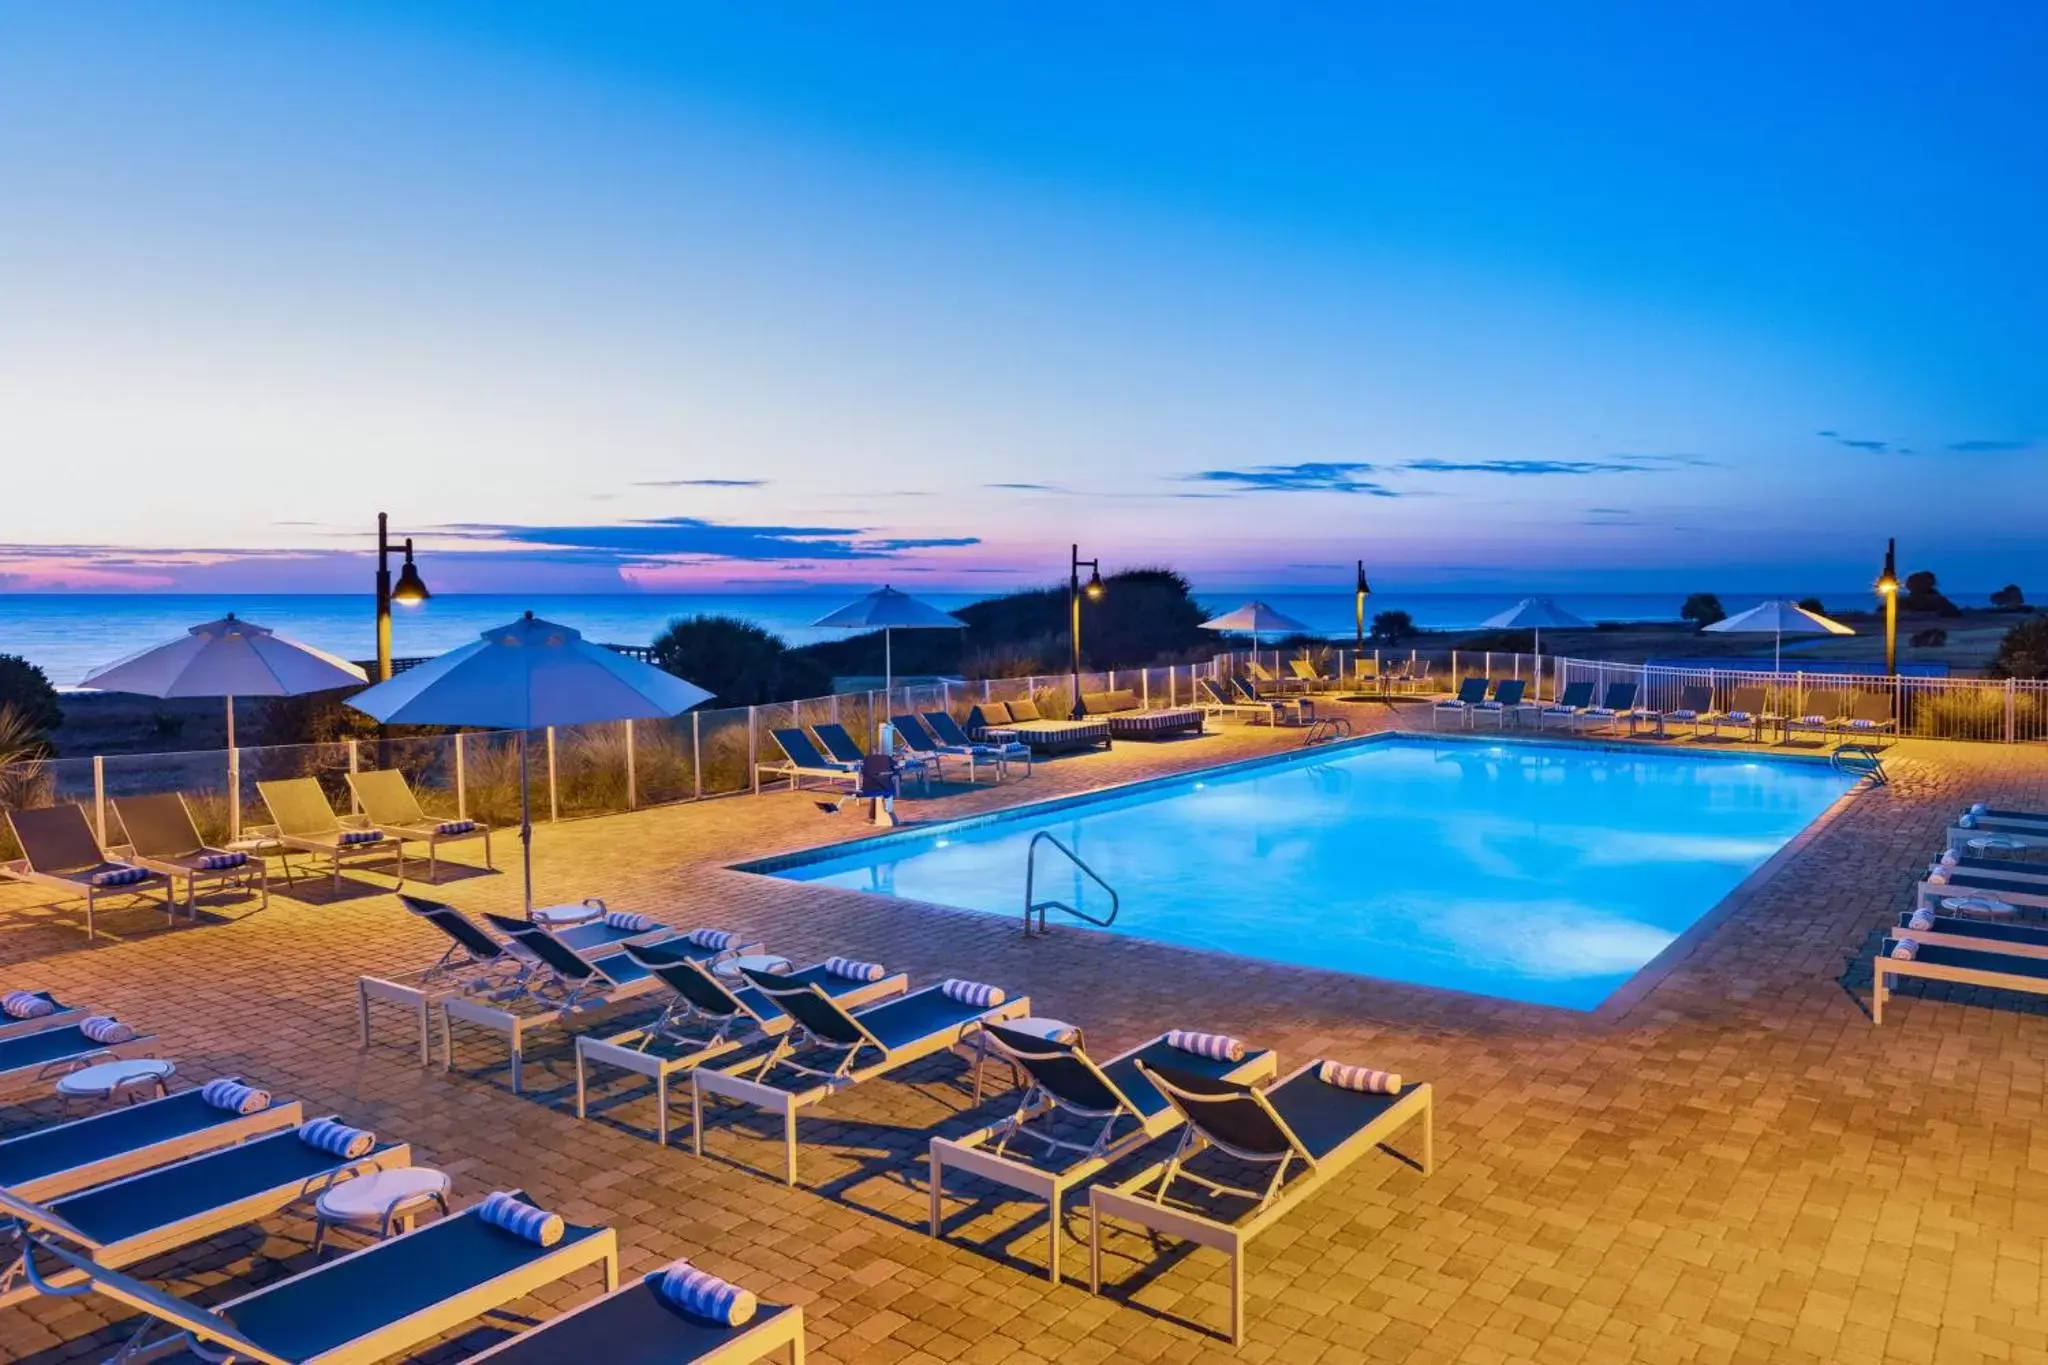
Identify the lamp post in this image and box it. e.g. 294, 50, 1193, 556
1876, 537, 1899, 677
1354, 559, 1372, 655
374, 512, 431, 682
1068, 543, 1104, 719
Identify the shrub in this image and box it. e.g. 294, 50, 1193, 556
1907, 685, 2047, 740
1680, 593, 1726, 628
1909, 627, 1947, 648
1370, 610, 1415, 644
0, 656, 62, 738
651, 615, 830, 706
1989, 616, 2048, 680
1991, 584, 2027, 610
1797, 597, 1827, 616
1901, 569, 1960, 616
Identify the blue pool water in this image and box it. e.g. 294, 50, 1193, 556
756, 737, 1856, 1010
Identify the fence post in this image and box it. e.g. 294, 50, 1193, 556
93, 756, 106, 845
1484, 650, 1491, 678
624, 719, 637, 810
1452, 650, 1460, 680
454, 732, 467, 820
693, 713, 703, 800
227, 741, 241, 842
748, 707, 759, 795
347, 740, 360, 813
546, 727, 559, 822
2009, 678, 2018, 743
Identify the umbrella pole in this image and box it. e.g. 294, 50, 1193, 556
882, 628, 893, 752
520, 729, 534, 918
226, 696, 240, 841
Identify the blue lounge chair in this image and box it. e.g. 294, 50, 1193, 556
1576, 682, 1646, 734
1893, 911, 2048, 960
1431, 676, 1491, 728
469, 1267, 803, 1365
1916, 871, 2048, 914
1535, 680, 1596, 728
0, 992, 89, 1042
922, 710, 1032, 778
1468, 679, 1533, 729
358, 896, 548, 1066
815, 721, 933, 790
693, 973, 1030, 1185
0, 1019, 155, 1092
15, 1193, 618, 1363
1874, 935, 2048, 1025
755, 728, 861, 794
0, 1079, 304, 1202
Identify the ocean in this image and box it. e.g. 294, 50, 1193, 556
0, 589, 1939, 685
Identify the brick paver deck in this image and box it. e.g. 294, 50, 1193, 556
4, 706, 2047, 1364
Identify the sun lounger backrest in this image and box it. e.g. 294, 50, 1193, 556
111, 794, 205, 859
922, 711, 977, 747
0, 1185, 93, 1243
5, 805, 107, 873
258, 779, 343, 837
623, 944, 747, 1018
1727, 685, 1766, 713
402, 895, 506, 962
1492, 679, 1526, 706
889, 716, 939, 752
1678, 685, 1712, 712
347, 769, 428, 825
1229, 676, 1262, 703
770, 728, 836, 771
1552, 681, 1594, 710
1599, 682, 1637, 710
811, 724, 866, 765
982, 1022, 1137, 1118
1849, 693, 1892, 722
16, 1235, 275, 1363
1452, 677, 1488, 704
1139, 1060, 1307, 1166
1797, 690, 1844, 717
739, 968, 874, 1049
1196, 678, 1231, 705
495, 920, 596, 982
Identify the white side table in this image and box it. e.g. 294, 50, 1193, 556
56, 1059, 175, 1111
713, 954, 794, 979
313, 1166, 451, 1255
531, 902, 605, 930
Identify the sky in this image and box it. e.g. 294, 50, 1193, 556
1, 3, 2044, 597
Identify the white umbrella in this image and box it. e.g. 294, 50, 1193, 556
1199, 601, 1315, 650
345, 613, 713, 914
1476, 597, 1589, 663
1703, 599, 1854, 672
80, 615, 367, 839
811, 586, 966, 733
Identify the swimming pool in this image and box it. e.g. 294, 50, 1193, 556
749, 736, 1856, 1010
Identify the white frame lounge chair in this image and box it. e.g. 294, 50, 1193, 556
1831, 692, 1898, 739
923, 710, 1034, 778
1468, 678, 1536, 730
14, 1192, 618, 1364
357, 896, 546, 1066
1873, 934, 2048, 1025
1891, 911, 2048, 960
1915, 872, 2048, 915
929, 1024, 1277, 1283
692, 972, 1030, 1186
1702, 684, 1781, 741
1431, 676, 1492, 729
0, 1018, 155, 1094
1657, 685, 1716, 739
0, 805, 179, 939
755, 728, 861, 794
811, 721, 935, 791
0, 1079, 304, 1201
110, 793, 269, 912
1783, 689, 1847, 744
467, 1266, 804, 1365
1193, 677, 1271, 723
576, 949, 908, 1145
0, 991, 90, 1042
1577, 681, 1651, 735
1535, 680, 1597, 729
344, 768, 493, 880
1088, 1059, 1434, 1346
1945, 821, 2048, 855
256, 778, 406, 891
0, 1119, 410, 1304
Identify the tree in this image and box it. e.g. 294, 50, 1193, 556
1797, 597, 1827, 616
1901, 570, 1960, 616
1909, 627, 1947, 648
1369, 610, 1415, 644
651, 615, 831, 707
1991, 584, 2027, 610
1680, 593, 1726, 628
1989, 616, 2048, 680
0, 655, 62, 738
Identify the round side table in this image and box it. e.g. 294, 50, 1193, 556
313, 1167, 451, 1255
531, 902, 605, 930
713, 954, 794, 979
56, 1059, 175, 1111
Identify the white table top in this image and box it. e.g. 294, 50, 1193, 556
531, 902, 605, 928
715, 954, 794, 978
316, 1166, 451, 1221
56, 1059, 175, 1097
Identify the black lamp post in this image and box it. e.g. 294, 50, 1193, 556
1068, 543, 1104, 719
1354, 559, 1372, 655
375, 512, 431, 682
1876, 537, 1899, 677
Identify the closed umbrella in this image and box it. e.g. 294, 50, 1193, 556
1475, 597, 1589, 664
80, 615, 367, 839
345, 613, 712, 914
812, 586, 966, 745
1703, 600, 1854, 672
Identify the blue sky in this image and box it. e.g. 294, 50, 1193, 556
1, 3, 2043, 595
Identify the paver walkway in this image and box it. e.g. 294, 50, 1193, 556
3, 707, 2047, 1364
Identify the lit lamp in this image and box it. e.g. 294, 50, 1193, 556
1875, 537, 1899, 676
1068, 543, 1104, 720
1354, 559, 1372, 655
375, 512, 431, 682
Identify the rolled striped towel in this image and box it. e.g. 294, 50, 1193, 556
1, 991, 53, 1019
823, 956, 885, 983
477, 1190, 563, 1247
1971, 802, 1989, 816
79, 1015, 135, 1044
657, 1258, 758, 1326
195, 851, 247, 870
1907, 908, 1936, 932
1927, 870, 1950, 886
434, 819, 478, 836
1891, 938, 1919, 961
688, 928, 738, 952
1959, 812, 1977, 829
1800, 714, 1825, 725
200, 1078, 271, 1114
337, 830, 384, 846
298, 1118, 375, 1159
1319, 1060, 1402, 1094
602, 910, 657, 934
1939, 849, 1959, 868
941, 978, 1006, 1009
1166, 1030, 1245, 1063
89, 866, 151, 887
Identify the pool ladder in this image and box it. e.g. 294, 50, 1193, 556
1832, 743, 1889, 785
1023, 831, 1120, 936
1301, 715, 1353, 747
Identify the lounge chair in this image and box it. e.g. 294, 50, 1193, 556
15, 1192, 617, 1364
256, 777, 406, 890
1916, 870, 2048, 915
1576, 682, 1650, 735
441, 917, 759, 1092
1832, 692, 1898, 739
692, 972, 1030, 1185
1077, 690, 1205, 740
1228, 676, 1304, 726
1288, 659, 1332, 692
1783, 690, 1847, 743
469, 1264, 803, 1365
1193, 677, 1273, 724
1946, 819, 2048, 855
1468, 679, 1534, 729
110, 793, 268, 911
1431, 676, 1491, 729
923, 709, 1032, 776
1702, 685, 1781, 741
0, 805, 178, 939
0, 1078, 304, 1201
511, 897, 685, 958
344, 768, 493, 880
1959, 803, 2048, 828
969, 699, 1112, 753
576, 949, 909, 1144
1088, 1060, 1434, 1345
1657, 685, 1715, 738
0, 991, 89, 1042
358, 895, 545, 1066
0, 1118, 410, 1304
813, 721, 934, 790
930, 1024, 1278, 1282
1246, 660, 1296, 695
755, 728, 860, 794
1535, 680, 1596, 728
0, 1017, 155, 1093
1945, 854, 2048, 884
1892, 910, 2048, 960
1874, 934, 2048, 1025
886, 713, 992, 783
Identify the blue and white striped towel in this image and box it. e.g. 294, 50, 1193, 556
1971, 802, 1989, 816
195, 851, 247, 870
1939, 848, 1959, 868
337, 830, 384, 846
1891, 939, 1919, 961
89, 866, 151, 887
941, 978, 1005, 1009
200, 1078, 271, 1114
477, 1190, 563, 1247
688, 928, 738, 952
1959, 812, 1978, 829
79, 1016, 135, 1044
823, 956, 885, 983
1, 991, 52, 1019
1318, 1061, 1402, 1094
1907, 907, 1936, 932
603, 910, 657, 934
657, 1258, 758, 1326
433, 819, 478, 836
298, 1118, 375, 1159
1166, 1030, 1245, 1063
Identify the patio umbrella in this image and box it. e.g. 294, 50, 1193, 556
1199, 601, 1315, 650
345, 613, 713, 914
1703, 599, 1854, 672
1475, 597, 1589, 663
811, 586, 967, 736
79, 615, 368, 839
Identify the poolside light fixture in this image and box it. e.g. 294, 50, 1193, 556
1354, 560, 1372, 654
1069, 544, 1104, 719
1876, 537, 1899, 676
375, 511, 431, 682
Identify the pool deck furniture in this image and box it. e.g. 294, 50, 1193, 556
888, 713, 998, 783
1288, 658, 1336, 692
929, 1025, 1278, 1284
1946, 854, 2048, 884
577, 951, 909, 1145
969, 700, 1113, 753
812, 722, 934, 791
255, 778, 407, 891
344, 769, 493, 881
1891, 911, 2048, 959
921, 710, 1033, 779
1656, 685, 1716, 739
110, 793, 269, 911
1916, 873, 2048, 914
518, 898, 683, 958
1576, 682, 1654, 736
1468, 678, 1536, 729
1077, 689, 1205, 741
0, 1080, 304, 1202
1431, 676, 1491, 728
1945, 821, 2048, 855
1701, 685, 1781, 741
0, 992, 90, 1042
1961, 806, 2048, 827
311, 1165, 451, 1255
468, 1269, 805, 1365
16, 1194, 618, 1365
1831, 692, 1898, 739
54, 1058, 175, 1110
756, 728, 862, 795
1228, 676, 1309, 726
693, 974, 1031, 1186
1783, 691, 1847, 744
1535, 680, 1596, 729
0, 1019, 156, 1094
0, 804, 179, 940
1245, 661, 1300, 696
1088, 1060, 1434, 1346
0, 1120, 411, 1304
357, 895, 545, 1066
1874, 934, 2048, 1025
